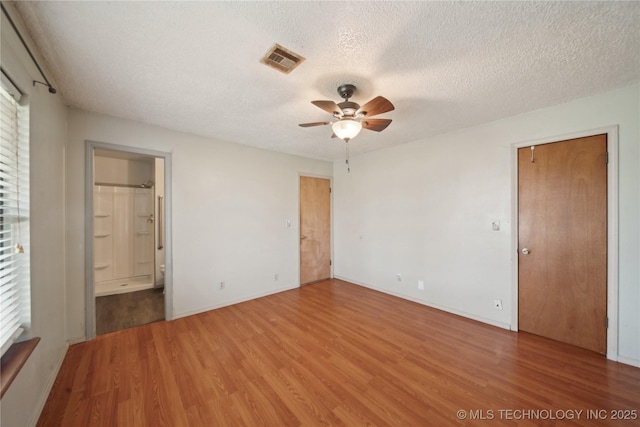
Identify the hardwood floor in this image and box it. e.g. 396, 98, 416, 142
37, 279, 639, 426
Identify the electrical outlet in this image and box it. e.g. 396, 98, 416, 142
396, 273, 402, 282
219, 281, 225, 289
418, 280, 425, 290
494, 299, 503, 310
274, 273, 278, 281
492, 220, 500, 231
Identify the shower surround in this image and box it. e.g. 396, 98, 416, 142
94, 185, 155, 296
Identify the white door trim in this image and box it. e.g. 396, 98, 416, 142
510, 126, 619, 360
85, 140, 173, 340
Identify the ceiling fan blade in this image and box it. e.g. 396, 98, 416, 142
298, 121, 331, 127
357, 96, 394, 117
311, 100, 343, 116
362, 118, 392, 132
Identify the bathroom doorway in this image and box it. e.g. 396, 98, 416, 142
85, 142, 172, 338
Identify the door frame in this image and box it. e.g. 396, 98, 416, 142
298, 173, 333, 286
510, 126, 618, 360
84, 140, 174, 340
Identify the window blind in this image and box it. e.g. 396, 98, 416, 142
0, 81, 30, 358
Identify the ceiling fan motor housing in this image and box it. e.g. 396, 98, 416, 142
338, 101, 360, 117
337, 84, 357, 100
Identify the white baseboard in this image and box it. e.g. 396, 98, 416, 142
335, 275, 512, 331
28, 341, 70, 427
174, 283, 299, 319
67, 336, 86, 345
617, 355, 640, 368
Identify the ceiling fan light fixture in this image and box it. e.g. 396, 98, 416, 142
332, 119, 362, 141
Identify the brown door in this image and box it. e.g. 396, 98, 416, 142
299, 176, 331, 285
518, 134, 607, 354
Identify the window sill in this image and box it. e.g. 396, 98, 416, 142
0, 337, 40, 399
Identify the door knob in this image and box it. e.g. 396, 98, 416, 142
521, 248, 530, 255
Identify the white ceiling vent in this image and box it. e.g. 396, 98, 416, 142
261, 44, 305, 74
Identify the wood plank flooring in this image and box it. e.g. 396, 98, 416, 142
37, 279, 639, 426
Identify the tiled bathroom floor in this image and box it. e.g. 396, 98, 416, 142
95, 287, 165, 335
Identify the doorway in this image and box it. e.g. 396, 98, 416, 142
85, 141, 173, 339
299, 176, 331, 285
514, 130, 617, 356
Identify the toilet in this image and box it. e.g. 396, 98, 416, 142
158, 264, 165, 288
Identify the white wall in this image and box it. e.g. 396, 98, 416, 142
334, 84, 640, 365
0, 5, 69, 427
66, 110, 332, 340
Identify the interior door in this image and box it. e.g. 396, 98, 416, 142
518, 134, 607, 354
299, 176, 331, 285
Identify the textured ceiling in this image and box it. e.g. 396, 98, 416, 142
12, 1, 640, 161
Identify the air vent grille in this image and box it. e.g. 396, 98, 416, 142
261, 44, 305, 74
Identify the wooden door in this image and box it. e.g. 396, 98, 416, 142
518, 134, 607, 354
299, 176, 331, 285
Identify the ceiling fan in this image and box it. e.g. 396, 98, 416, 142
299, 84, 394, 172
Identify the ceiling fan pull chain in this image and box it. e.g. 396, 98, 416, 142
345, 140, 350, 173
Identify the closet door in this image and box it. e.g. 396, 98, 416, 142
299, 176, 331, 285
518, 135, 607, 353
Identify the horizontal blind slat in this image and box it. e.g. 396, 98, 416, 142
0, 274, 18, 288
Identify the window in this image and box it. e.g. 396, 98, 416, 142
0, 76, 31, 358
